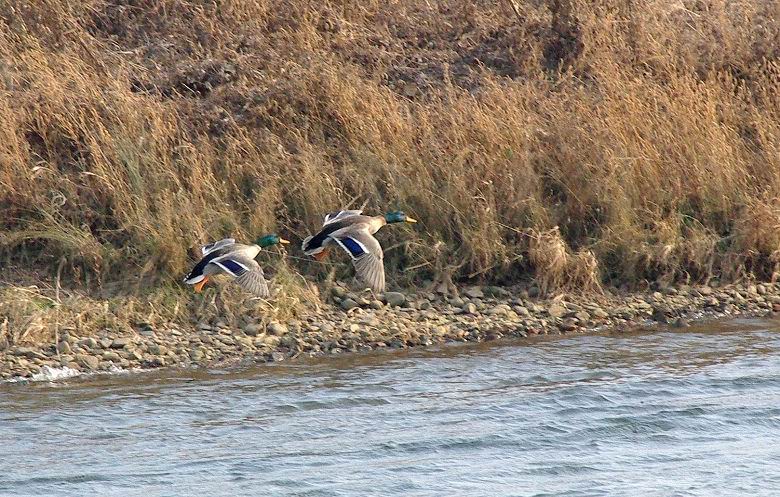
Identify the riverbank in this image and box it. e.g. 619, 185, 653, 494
3, 281, 779, 381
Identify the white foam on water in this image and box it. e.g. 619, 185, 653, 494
29, 365, 82, 382
3, 364, 161, 384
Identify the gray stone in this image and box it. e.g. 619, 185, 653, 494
243, 323, 262, 336
102, 351, 121, 362
148, 344, 168, 356
449, 297, 465, 307
704, 297, 719, 307
111, 337, 131, 349
383, 292, 406, 307
369, 300, 384, 310
76, 354, 99, 370
514, 306, 531, 317
464, 287, 484, 299
487, 304, 511, 316
352, 295, 370, 306
271, 351, 286, 362
332, 286, 348, 298
462, 303, 478, 315
340, 298, 359, 311
78, 338, 98, 349
652, 306, 670, 323
559, 319, 578, 332
12, 347, 46, 360
99, 338, 113, 349
547, 304, 566, 318
255, 335, 280, 348
267, 322, 288, 336
148, 356, 166, 367
484, 286, 510, 298
56, 341, 72, 354
574, 311, 591, 323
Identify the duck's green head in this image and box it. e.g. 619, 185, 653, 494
384, 211, 418, 224
255, 234, 290, 248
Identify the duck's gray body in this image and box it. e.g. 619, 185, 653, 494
184, 239, 270, 297
302, 210, 386, 293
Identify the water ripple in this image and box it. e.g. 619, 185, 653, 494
1, 319, 780, 496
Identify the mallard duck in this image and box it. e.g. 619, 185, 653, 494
302, 210, 417, 293
183, 234, 289, 297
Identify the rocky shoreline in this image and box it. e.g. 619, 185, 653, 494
3, 282, 780, 381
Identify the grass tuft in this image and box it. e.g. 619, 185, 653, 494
1, 0, 780, 306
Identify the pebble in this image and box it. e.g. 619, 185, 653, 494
464, 287, 485, 299
3, 281, 777, 380
56, 341, 72, 354
514, 306, 530, 317
340, 298, 359, 310
12, 347, 46, 360
147, 344, 168, 356
102, 351, 121, 362
243, 323, 262, 336
267, 322, 288, 335
383, 292, 406, 307
111, 337, 131, 349
76, 354, 99, 370
547, 304, 566, 318
78, 338, 98, 349
559, 319, 578, 332
462, 303, 478, 315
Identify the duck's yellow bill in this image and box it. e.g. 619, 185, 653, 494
193, 277, 209, 293
405, 217, 418, 223
279, 238, 290, 244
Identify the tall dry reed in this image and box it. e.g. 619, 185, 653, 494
1, 0, 779, 303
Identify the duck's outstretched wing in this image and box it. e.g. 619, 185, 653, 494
303, 211, 365, 255
211, 254, 270, 297
323, 209, 363, 226
330, 227, 385, 293
201, 238, 236, 255
185, 243, 233, 283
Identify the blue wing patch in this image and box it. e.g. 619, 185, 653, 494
337, 237, 367, 259
214, 259, 248, 277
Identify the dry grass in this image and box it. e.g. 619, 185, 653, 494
2, 0, 780, 344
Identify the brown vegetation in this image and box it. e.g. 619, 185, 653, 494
1, 0, 780, 343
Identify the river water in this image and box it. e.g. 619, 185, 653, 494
2, 318, 779, 496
